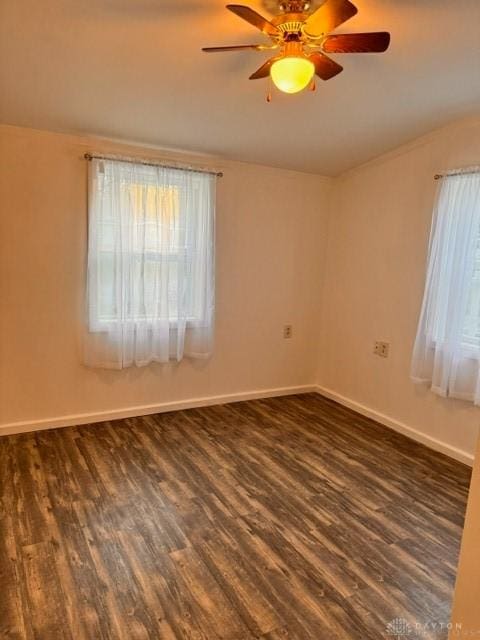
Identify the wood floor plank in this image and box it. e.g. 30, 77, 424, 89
0, 393, 471, 639
169, 547, 252, 639
194, 530, 284, 636
0, 438, 29, 639
21, 541, 72, 640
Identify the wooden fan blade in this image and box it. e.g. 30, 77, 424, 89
249, 56, 278, 79
202, 44, 264, 52
309, 52, 343, 80
226, 4, 280, 37
323, 32, 390, 53
304, 0, 357, 37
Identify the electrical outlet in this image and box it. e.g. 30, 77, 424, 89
284, 324, 293, 339
374, 341, 390, 358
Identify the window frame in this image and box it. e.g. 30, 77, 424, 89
88, 161, 213, 333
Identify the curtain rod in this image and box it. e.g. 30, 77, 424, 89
434, 169, 480, 180
84, 153, 223, 178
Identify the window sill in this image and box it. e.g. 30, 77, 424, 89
89, 317, 206, 333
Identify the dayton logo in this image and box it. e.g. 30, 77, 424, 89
386, 618, 413, 637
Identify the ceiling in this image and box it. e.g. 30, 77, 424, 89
1, 0, 479, 175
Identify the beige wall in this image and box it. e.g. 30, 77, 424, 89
2, 119, 480, 462
317, 118, 480, 463
449, 434, 480, 639
0, 124, 331, 431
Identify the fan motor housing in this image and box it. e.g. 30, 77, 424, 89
279, 0, 310, 11
272, 13, 311, 43
262, 0, 324, 15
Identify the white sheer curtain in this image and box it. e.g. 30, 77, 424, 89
85, 158, 216, 369
411, 169, 480, 403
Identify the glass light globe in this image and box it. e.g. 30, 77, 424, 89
270, 56, 315, 94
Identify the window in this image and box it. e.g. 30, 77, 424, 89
411, 169, 480, 403
85, 158, 216, 369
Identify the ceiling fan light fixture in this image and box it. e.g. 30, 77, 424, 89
270, 55, 315, 94
202, 0, 391, 97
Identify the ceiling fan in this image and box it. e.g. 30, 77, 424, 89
202, 0, 390, 96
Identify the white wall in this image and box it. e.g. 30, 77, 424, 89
317, 118, 480, 463
0, 125, 332, 432
2, 120, 480, 462
449, 433, 480, 638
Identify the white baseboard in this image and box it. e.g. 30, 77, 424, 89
0, 385, 316, 438
2, 383, 474, 466
316, 385, 475, 467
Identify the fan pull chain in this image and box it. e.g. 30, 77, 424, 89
310, 79, 316, 92
266, 76, 273, 103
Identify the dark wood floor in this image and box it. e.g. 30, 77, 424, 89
0, 393, 472, 640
